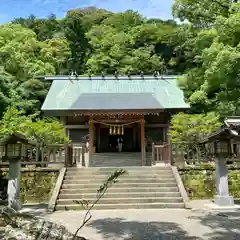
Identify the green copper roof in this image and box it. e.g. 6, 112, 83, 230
41, 75, 189, 113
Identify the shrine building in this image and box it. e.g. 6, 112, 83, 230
41, 75, 190, 167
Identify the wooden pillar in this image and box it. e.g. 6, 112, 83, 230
140, 118, 145, 166
166, 125, 172, 165
89, 117, 94, 167
60, 116, 67, 136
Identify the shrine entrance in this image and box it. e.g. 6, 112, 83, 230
90, 116, 142, 154
96, 124, 140, 153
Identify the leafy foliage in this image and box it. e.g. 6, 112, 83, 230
1, 3, 240, 126
174, 2, 240, 117
0, 23, 70, 115
169, 112, 221, 144
0, 107, 68, 145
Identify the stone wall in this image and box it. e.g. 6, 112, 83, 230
0, 168, 59, 204
179, 164, 240, 200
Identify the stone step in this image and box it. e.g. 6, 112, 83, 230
64, 175, 174, 180
57, 197, 183, 205
55, 202, 185, 210
63, 178, 176, 184
92, 157, 142, 160
61, 182, 177, 189
60, 187, 179, 194
59, 192, 181, 199
92, 160, 142, 162
65, 171, 173, 177
67, 166, 171, 171
56, 166, 183, 211
92, 164, 142, 167
66, 169, 172, 175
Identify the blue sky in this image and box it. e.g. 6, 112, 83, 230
0, 0, 174, 23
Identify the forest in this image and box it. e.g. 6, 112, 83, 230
0, 0, 239, 142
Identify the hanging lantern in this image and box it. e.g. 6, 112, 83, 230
117, 125, 121, 135
121, 126, 124, 135
109, 126, 112, 135
113, 126, 116, 135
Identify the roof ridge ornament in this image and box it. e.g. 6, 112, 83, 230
74, 71, 78, 77
101, 71, 105, 80
114, 71, 119, 80
153, 71, 159, 79
127, 72, 131, 80
88, 73, 92, 80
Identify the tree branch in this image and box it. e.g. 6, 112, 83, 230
72, 169, 126, 239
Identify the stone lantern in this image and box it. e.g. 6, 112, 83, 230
0, 133, 33, 210
202, 127, 238, 207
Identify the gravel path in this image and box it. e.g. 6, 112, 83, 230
45, 209, 240, 240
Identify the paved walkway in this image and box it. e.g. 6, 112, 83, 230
18, 201, 240, 240
44, 208, 240, 240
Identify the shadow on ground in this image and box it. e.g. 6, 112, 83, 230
189, 211, 240, 240
88, 217, 201, 240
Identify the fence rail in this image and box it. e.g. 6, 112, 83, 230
0, 143, 84, 167
171, 142, 240, 165
152, 142, 171, 165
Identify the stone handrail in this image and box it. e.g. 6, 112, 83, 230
48, 167, 66, 212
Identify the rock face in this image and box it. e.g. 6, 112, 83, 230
1, 207, 86, 240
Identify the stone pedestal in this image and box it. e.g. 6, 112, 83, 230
215, 157, 234, 206
7, 159, 22, 211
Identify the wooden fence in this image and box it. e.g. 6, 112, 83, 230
151, 142, 172, 165
151, 141, 240, 166
0, 143, 87, 167
170, 142, 240, 165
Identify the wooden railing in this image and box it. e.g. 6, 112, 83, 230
71, 144, 88, 167
0, 143, 86, 167
152, 142, 171, 165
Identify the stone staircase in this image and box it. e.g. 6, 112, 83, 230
55, 166, 185, 210
92, 152, 152, 167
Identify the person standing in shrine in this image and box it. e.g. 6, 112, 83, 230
117, 136, 123, 152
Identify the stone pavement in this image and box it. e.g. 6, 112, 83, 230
44, 208, 240, 240
14, 201, 240, 240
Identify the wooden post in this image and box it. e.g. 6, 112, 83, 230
89, 117, 94, 167
140, 118, 145, 166
60, 116, 68, 137
166, 126, 172, 165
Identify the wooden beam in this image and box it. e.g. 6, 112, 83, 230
145, 123, 170, 128
140, 118, 145, 166
65, 125, 88, 129
88, 117, 94, 167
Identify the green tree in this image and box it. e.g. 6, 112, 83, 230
12, 14, 62, 41
25, 118, 68, 146
0, 107, 68, 145
102, 10, 144, 32
63, 13, 90, 73
177, 3, 240, 116
67, 7, 112, 30
169, 112, 221, 144
172, 0, 237, 26
0, 24, 70, 115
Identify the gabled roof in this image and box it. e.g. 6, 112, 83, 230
201, 117, 240, 143
41, 75, 190, 115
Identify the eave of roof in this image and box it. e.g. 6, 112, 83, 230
41, 75, 190, 112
